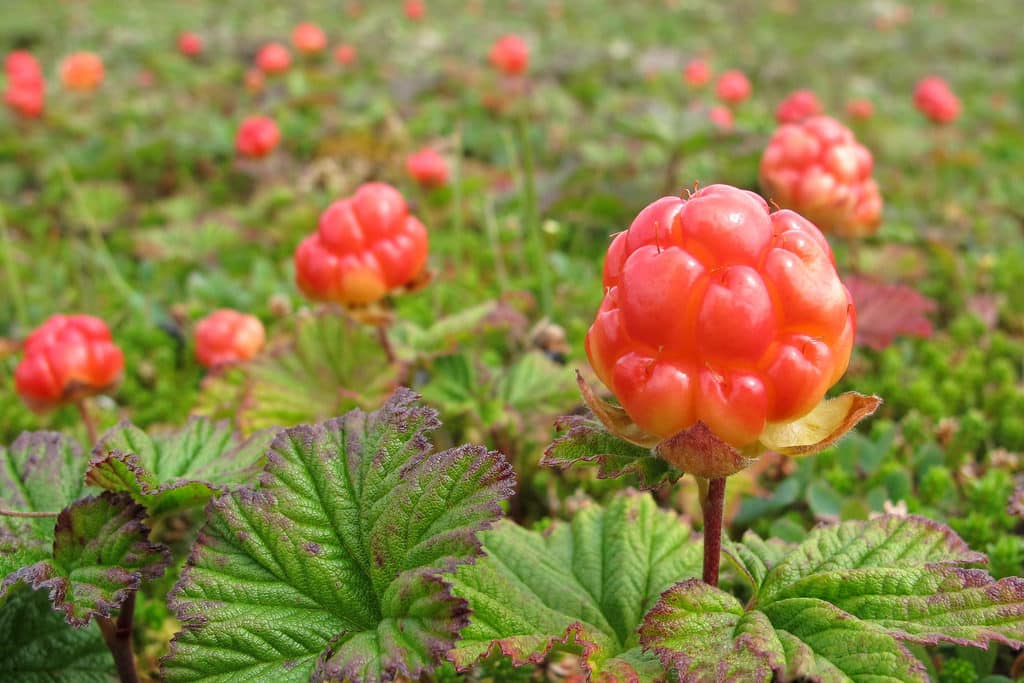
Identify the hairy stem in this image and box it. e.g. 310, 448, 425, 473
700, 477, 727, 587
97, 592, 140, 683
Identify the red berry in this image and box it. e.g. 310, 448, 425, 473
235, 116, 280, 159
59, 52, 104, 92
759, 116, 882, 238
334, 44, 357, 66
14, 314, 124, 411
586, 185, 854, 447
913, 76, 960, 124
775, 89, 823, 124
489, 35, 529, 76
715, 69, 750, 105
194, 309, 266, 369
708, 105, 733, 131
405, 0, 426, 20
292, 22, 327, 55
256, 42, 291, 74
5, 51, 43, 83
294, 182, 429, 306
4, 80, 44, 118
178, 32, 203, 57
683, 59, 711, 88
846, 98, 874, 121
406, 148, 449, 188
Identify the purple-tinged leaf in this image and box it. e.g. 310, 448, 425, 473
448, 492, 701, 681
163, 389, 514, 683
0, 585, 115, 681
87, 418, 276, 516
1, 432, 90, 581
1, 493, 170, 626
542, 415, 681, 490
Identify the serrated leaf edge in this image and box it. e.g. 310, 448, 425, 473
0, 492, 171, 627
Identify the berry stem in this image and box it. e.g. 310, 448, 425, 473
77, 399, 99, 445
97, 591, 140, 683
376, 323, 397, 366
700, 476, 727, 587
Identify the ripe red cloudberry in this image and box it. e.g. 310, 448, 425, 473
59, 52, 104, 92
292, 22, 327, 55
14, 314, 124, 411
489, 35, 529, 76
194, 309, 266, 368
406, 148, 449, 188
235, 116, 280, 159
775, 89, 823, 124
256, 42, 291, 74
715, 69, 750, 105
759, 115, 882, 238
294, 182, 429, 306
586, 184, 855, 448
913, 76, 960, 124
178, 32, 203, 57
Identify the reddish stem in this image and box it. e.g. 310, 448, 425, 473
77, 399, 98, 445
97, 592, 140, 683
376, 323, 397, 365
701, 477, 727, 587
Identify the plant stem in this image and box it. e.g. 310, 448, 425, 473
700, 477, 727, 587
0, 508, 59, 518
0, 202, 28, 331
97, 592, 140, 683
376, 323, 397, 365
77, 399, 98, 445
515, 115, 552, 316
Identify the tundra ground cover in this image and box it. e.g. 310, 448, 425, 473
1, 1, 1023, 681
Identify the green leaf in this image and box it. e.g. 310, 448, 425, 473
541, 415, 681, 490
724, 531, 793, 591
758, 515, 986, 604
1, 493, 170, 626
0, 585, 115, 682
1, 432, 90, 580
194, 312, 397, 433
495, 351, 577, 414
639, 579, 780, 682
390, 299, 527, 361
448, 492, 701, 681
642, 516, 1024, 682
163, 389, 514, 683
87, 418, 276, 516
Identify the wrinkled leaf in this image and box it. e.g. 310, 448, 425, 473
87, 418, 276, 516
642, 516, 1024, 683
1, 493, 170, 626
541, 415, 680, 490
1, 432, 90, 579
0, 585, 115, 681
163, 389, 514, 682
448, 492, 701, 681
